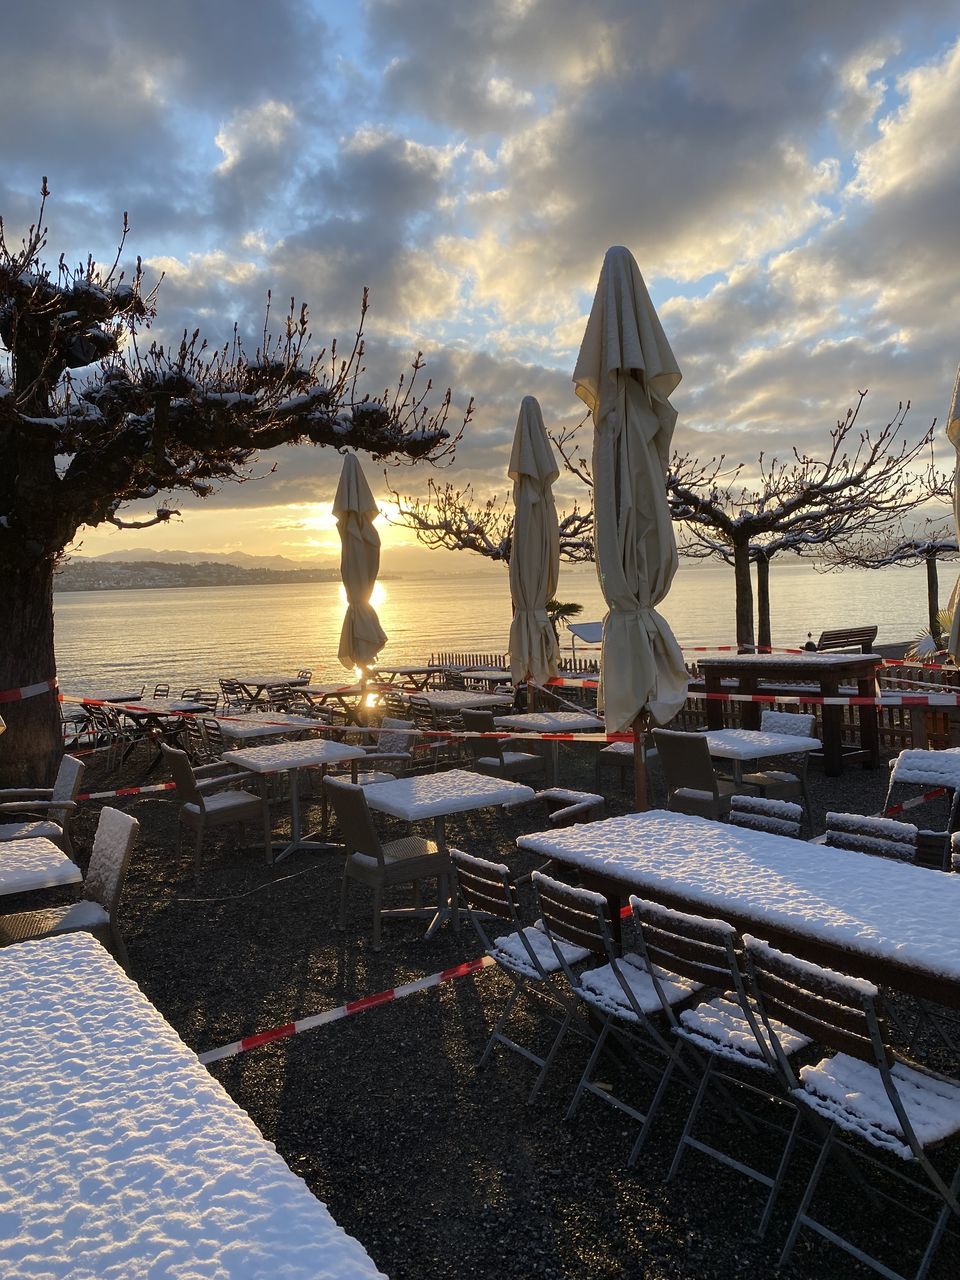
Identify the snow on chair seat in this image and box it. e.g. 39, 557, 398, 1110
796, 1053, 960, 1160
0, 819, 64, 844
579, 957, 700, 1022
492, 924, 589, 979
678, 994, 811, 1068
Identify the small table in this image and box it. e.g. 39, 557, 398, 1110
233, 674, 310, 701
223, 739, 366, 863
0, 837, 82, 896
374, 666, 440, 690
364, 770, 537, 936
405, 690, 515, 714
701, 727, 821, 811
463, 666, 513, 689
697, 652, 881, 776
300, 683, 365, 725
212, 713, 324, 744
494, 711, 604, 785
0, 933, 384, 1279
518, 809, 960, 1007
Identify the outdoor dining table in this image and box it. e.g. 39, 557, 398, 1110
212, 712, 325, 744
0, 933, 384, 1279
700, 726, 821, 812
364, 769, 537, 937
373, 665, 440, 690
493, 710, 604, 785
462, 666, 513, 689
403, 689, 515, 713
518, 809, 960, 1007
232, 673, 310, 701
300, 682, 366, 725
115, 697, 210, 773
0, 836, 82, 896
223, 737, 367, 863
696, 652, 881, 776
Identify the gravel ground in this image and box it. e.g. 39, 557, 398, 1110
26, 738, 960, 1280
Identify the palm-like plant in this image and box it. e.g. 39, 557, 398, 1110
905, 609, 956, 663
546, 599, 583, 642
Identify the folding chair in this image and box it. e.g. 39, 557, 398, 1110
728, 795, 803, 839
745, 935, 960, 1280
452, 850, 593, 1102
532, 871, 699, 1163
631, 897, 810, 1236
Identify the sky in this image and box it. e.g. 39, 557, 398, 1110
3, 0, 960, 569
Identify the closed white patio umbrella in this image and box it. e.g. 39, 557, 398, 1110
508, 396, 561, 687
573, 246, 687, 806
945, 364, 960, 660
334, 452, 387, 672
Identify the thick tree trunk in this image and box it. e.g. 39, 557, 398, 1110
733, 539, 755, 651
0, 558, 62, 787
756, 553, 771, 651
927, 551, 941, 643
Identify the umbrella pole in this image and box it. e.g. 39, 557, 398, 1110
632, 713, 649, 811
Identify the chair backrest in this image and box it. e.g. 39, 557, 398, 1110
219, 678, 242, 705
743, 935, 889, 1070
532, 870, 610, 967
201, 719, 226, 756
181, 687, 201, 700
816, 626, 878, 653
652, 729, 718, 798
323, 777, 385, 864
629, 894, 759, 1032
153, 683, 170, 698
951, 831, 960, 872
444, 670, 467, 690
759, 710, 816, 739
382, 690, 409, 719
297, 669, 312, 680
181, 717, 207, 761
52, 754, 85, 804
407, 695, 437, 728
378, 718, 414, 757
823, 811, 918, 862
452, 849, 521, 926
83, 806, 139, 915
159, 742, 203, 807
461, 708, 500, 764
195, 690, 219, 711
728, 795, 802, 838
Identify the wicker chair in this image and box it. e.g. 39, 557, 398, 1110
461, 709, 545, 784
0, 754, 86, 856
0, 806, 139, 969
325, 776, 455, 951
653, 728, 752, 820
160, 743, 261, 878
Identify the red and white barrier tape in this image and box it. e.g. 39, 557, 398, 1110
688, 690, 960, 708
198, 954, 495, 1065
0, 676, 59, 704
881, 786, 948, 818
75, 782, 177, 803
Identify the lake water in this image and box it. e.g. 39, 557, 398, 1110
52, 558, 946, 695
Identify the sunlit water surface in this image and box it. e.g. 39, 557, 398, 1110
53, 560, 942, 694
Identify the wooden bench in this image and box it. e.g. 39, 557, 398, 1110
816, 625, 878, 653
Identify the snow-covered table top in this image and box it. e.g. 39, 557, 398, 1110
407, 690, 514, 710
464, 667, 512, 680
517, 810, 960, 991
301, 684, 363, 698
702, 729, 821, 760
364, 769, 535, 821
233, 674, 310, 687
0, 837, 82, 896
494, 711, 604, 734
697, 653, 880, 670
223, 739, 366, 773
213, 713, 322, 742
120, 698, 208, 716
0, 935, 385, 1279
78, 689, 145, 704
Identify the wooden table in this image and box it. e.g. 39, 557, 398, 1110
697, 652, 881, 775
518, 809, 960, 1007
0, 837, 82, 896
300, 683, 365, 725
223, 739, 366, 862
212, 712, 324, 744
0, 933, 384, 1279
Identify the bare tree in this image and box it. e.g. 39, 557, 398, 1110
0, 183, 470, 784
820, 521, 959, 642
385, 477, 593, 564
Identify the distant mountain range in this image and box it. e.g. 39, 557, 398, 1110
81, 548, 335, 571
